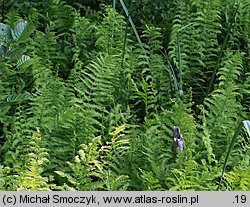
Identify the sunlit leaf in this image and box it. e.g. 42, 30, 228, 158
11, 19, 27, 40
243, 120, 250, 138
6, 91, 32, 103
16, 55, 31, 68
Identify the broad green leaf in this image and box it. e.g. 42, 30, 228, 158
0, 23, 10, 42
6, 91, 32, 103
16, 55, 31, 68
11, 19, 27, 40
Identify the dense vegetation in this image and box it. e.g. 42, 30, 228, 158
0, 0, 250, 191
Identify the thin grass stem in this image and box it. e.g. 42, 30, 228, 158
218, 120, 250, 190
177, 23, 194, 101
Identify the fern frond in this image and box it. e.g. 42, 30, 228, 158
168, 0, 222, 103
0, 107, 49, 190
16, 55, 31, 68
204, 51, 244, 159
17, 128, 50, 191
11, 19, 27, 40
222, 165, 250, 190
56, 125, 130, 190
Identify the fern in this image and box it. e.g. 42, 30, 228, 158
0, 107, 49, 190
0, 0, 249, 191
128, 102, 202, 190
222, 165, 250, 190
15, 128, 50, 191
70, 12, 96, 63
0, 165, 6, 190
204, 51, 244, 159
242, 72, 250, 114
55, 125, 130, 190
198, 105, 216, 164
166, 159, 219, 190
95, 7, 126, 55
30, 58, 81, 178
141, 25, 174, 108
168, 0, 222, 104
139, 169, 164, 190
136, 79, 155, 120
218, 120, 250, 189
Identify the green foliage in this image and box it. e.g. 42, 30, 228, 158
55, 125, 130, 190
169, 0, 222, 103
218, 120, 250, 189
203, 51, 244, 158
14, 128, 50, 191
0, 108, 49, 190
0, 0, 249, 191
223, 165, 250, 190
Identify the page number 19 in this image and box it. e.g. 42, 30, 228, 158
234, 195, 246, 203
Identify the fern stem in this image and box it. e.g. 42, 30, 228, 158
206, 3, 240, 96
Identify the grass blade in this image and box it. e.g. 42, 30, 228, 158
243, 120, 250, 137
119, 0, 142, 45
112, 0, 116, 38
161, 51, 179, 99
177, 23, 194, 100
206, 3, 240, 96
218, 120, 250, 189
